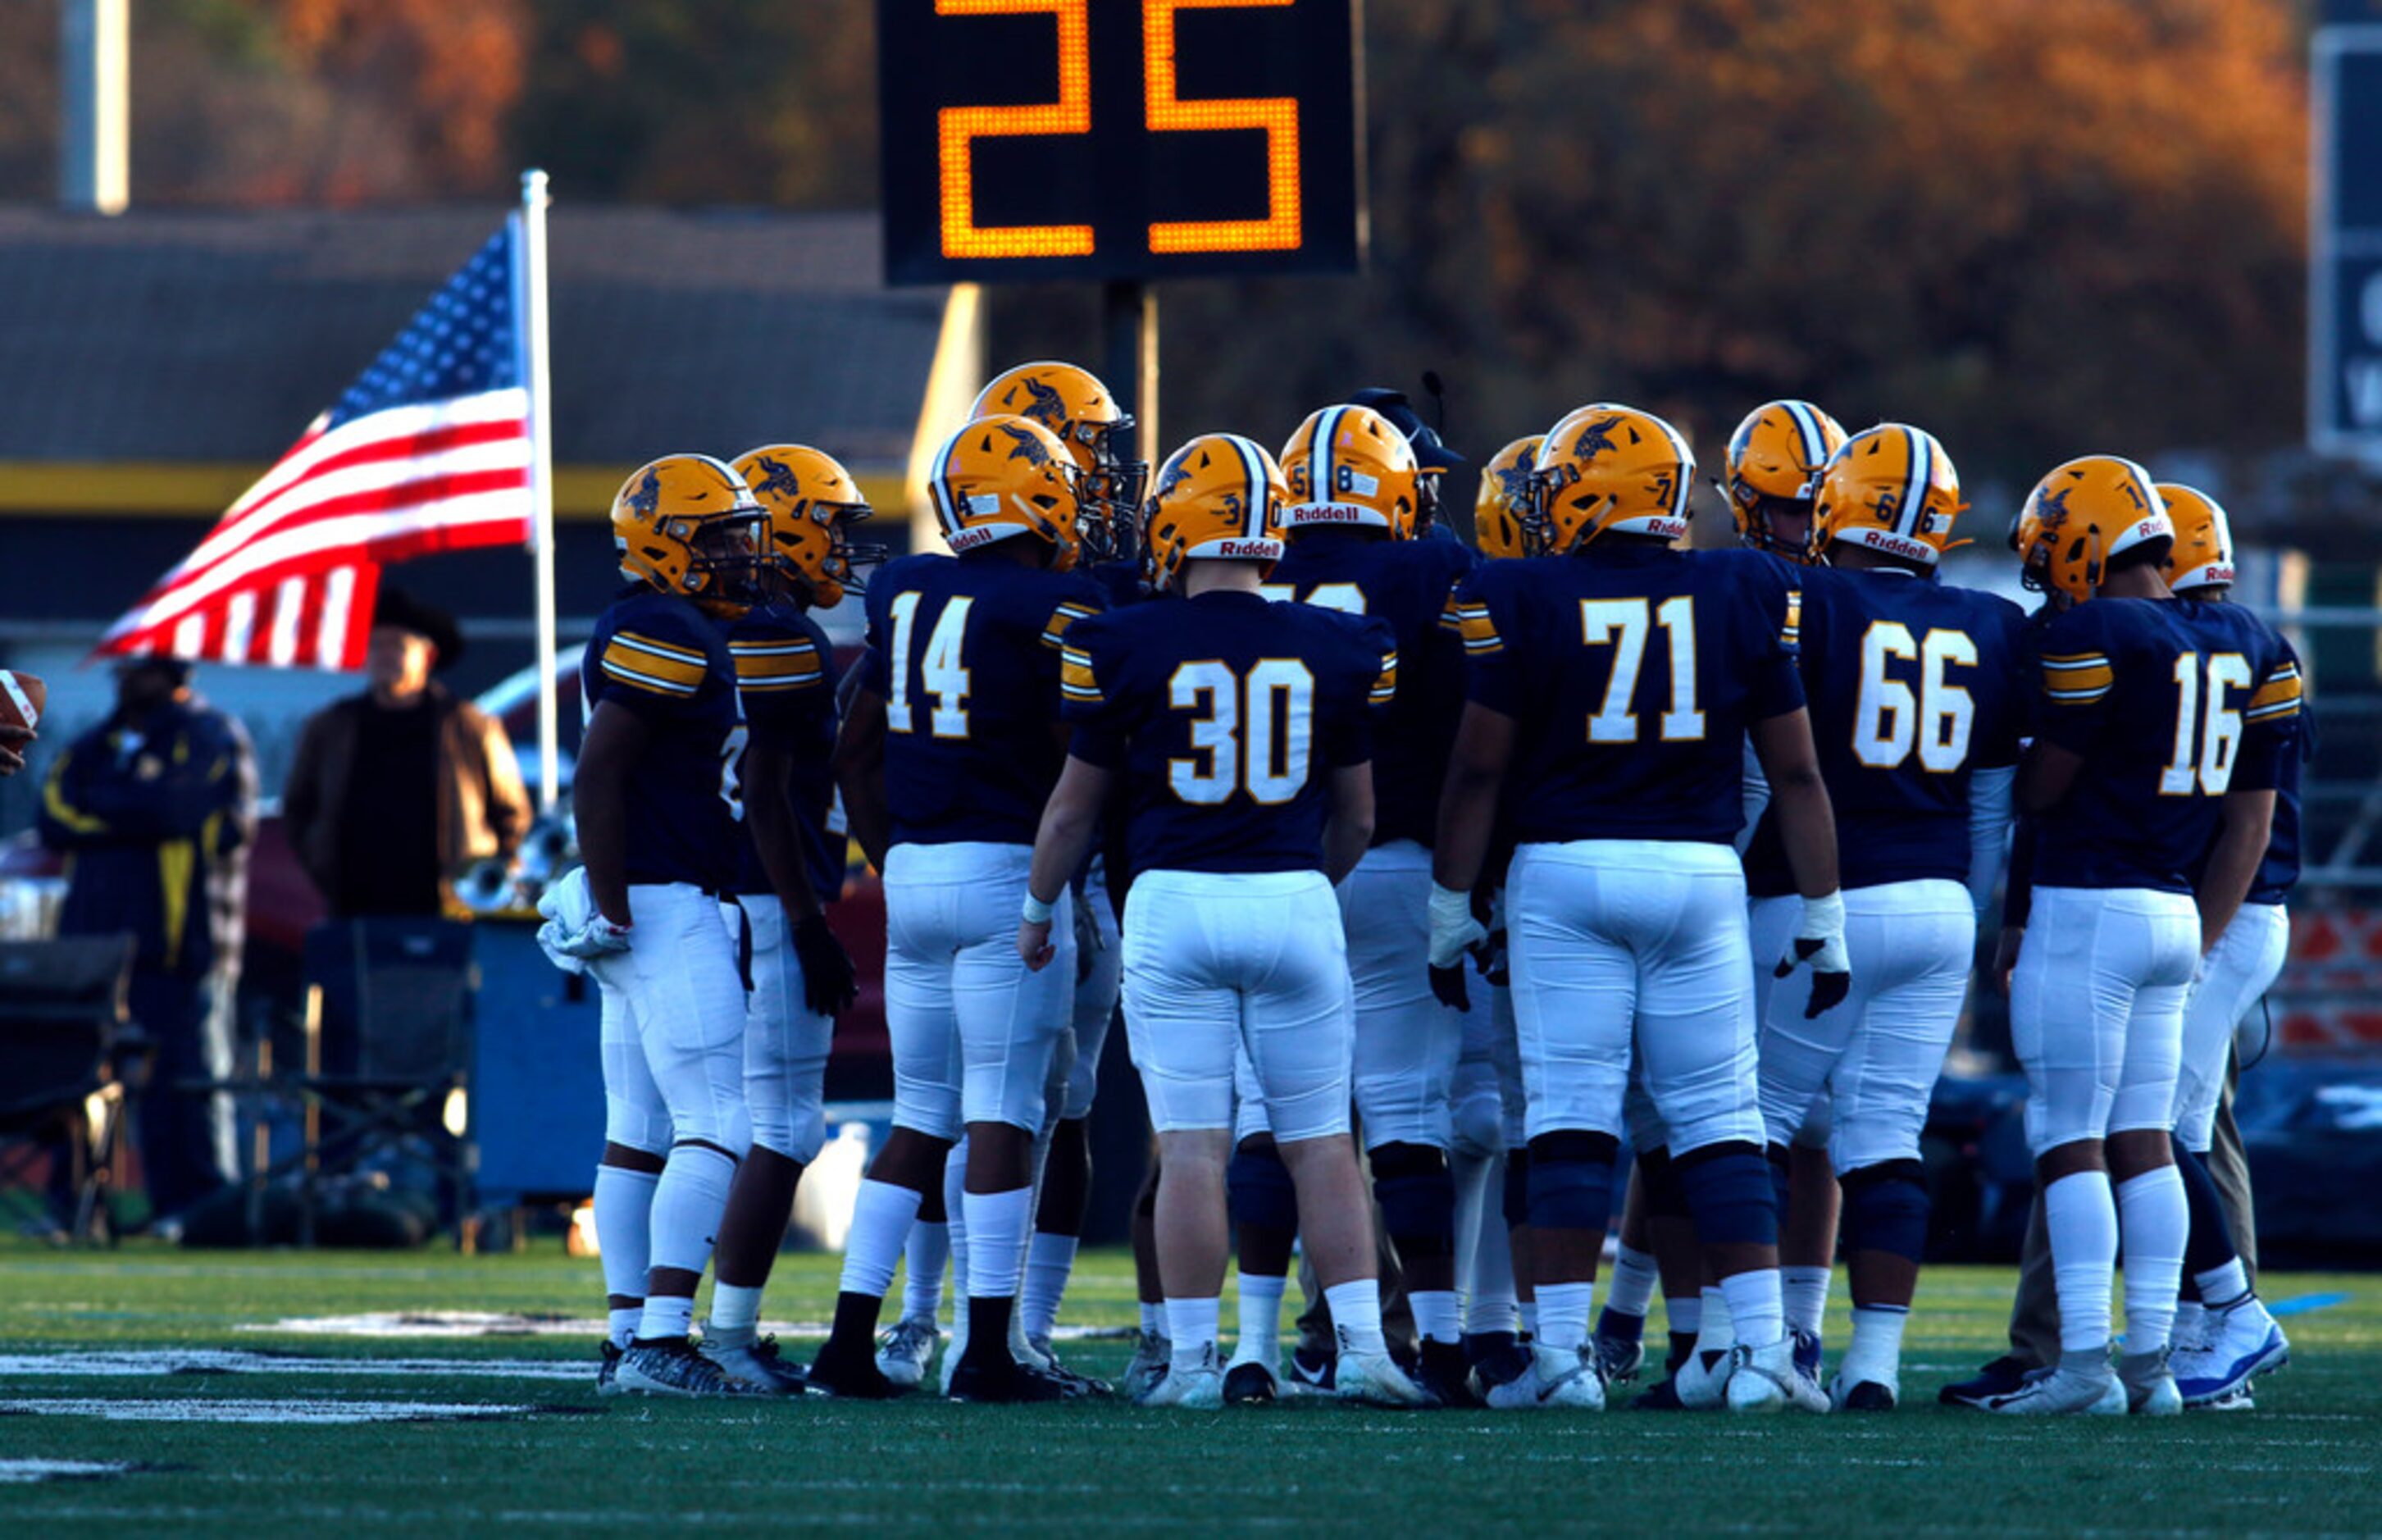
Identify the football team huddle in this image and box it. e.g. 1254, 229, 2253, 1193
532, 358, 2304, 1419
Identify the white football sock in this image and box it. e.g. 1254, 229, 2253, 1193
943, 1141, 970, 1320
592, 1164, 656, 1346
1410, 1288, 1463, 1346
2172, 1299, 2207, 1351
1519, 1300, 1539, 1337
1666, 1290, 1703, 1339
1140, 1301, 1165, 1338
1167, 1296, 1220, 1369
1691, 1286, 1733, 1357
1604, 1244, 1659, 1319
963, 1187, 1034, 1300
608, 1308, 641, 1349
1323, 1278, 1387, 1358
900, 1220, 950, 1324
708, 1282, 763, 1344
836, 1179, 923, 1298
2043, 1170, 2119, 1355
646, 1142, 735, 1278
639, 1291, 695, 1343
1841, 1303, 1908, 1387
1782, 1265, 1832, 1340
2194, 1258, 2250, 1310
1718, 1268, 1784, 1351
1535, 1281, 1595, 1351
1021, 1232, 1080, 1342
2116, 1165, 2187, 1356
1236, 1271, 1287, 1364
1464, 1185, 1520, 1335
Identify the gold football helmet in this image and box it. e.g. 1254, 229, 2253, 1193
1141, 433, 1287, 593
2011, 455, 2171, 604
1473, 435, 1542, 559
1723, 399, 1848, 560
1813, 424, 1966, 567
971, 362, 1145, 563
927, 413, 1085, 569
1530, 404, 1696, 555
1280, 404, 1423, 536
610, 453, 765, 618
2157, 483, 2235, 595
730, 444, 882, 608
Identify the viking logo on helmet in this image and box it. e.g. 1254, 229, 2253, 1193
1017, 375, 1068, 428
2034, 485, 2072, 535
749, 455, 801, 503
1572, 415, 1624, 460
999, 421, 1053, 467
1157, 454, 1197, 500
628, 467, 662, 516
1496, 462, 1534, 508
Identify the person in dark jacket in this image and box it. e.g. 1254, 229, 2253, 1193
283, 588, 531, 918
39, 658, 255, 1224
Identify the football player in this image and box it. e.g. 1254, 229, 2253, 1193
1984, 456, 2297, 1415
558, 454, 770, 1396
968, 362, 1147, 1377
807, 414, 1103, 1402
2155, 484, 2296, 1408
691, 445, 871, 1392
1605, 399, 1850, 1407
1432, 403, 1848, 1413
1739, 426, 2027, 1410
1220, 402, 1479, 1402
1018, 432, 1428, 1410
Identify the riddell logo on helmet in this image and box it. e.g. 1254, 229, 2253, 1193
1848, 529, 1935, 563
1287, 503, 1373, 523
946, 524, 1009, 553
1214, 540, 1281, 558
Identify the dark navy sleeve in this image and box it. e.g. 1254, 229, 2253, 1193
590, 601, 723, 722
1451, 563, 1520, 717
1974, 598, 2030, 769
729, 608, 832, 751
1743, 555, 1806, 721
1323, 614, 1396, 768
1060, 613, 1131, 769
860, 567, 895, 698
2034, 603, 2117, 755
2232, 625, 2303, 793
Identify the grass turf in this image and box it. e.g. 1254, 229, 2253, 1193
0, 1242, 2375, 1535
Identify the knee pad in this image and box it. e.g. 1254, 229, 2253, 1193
1838, 1159, 1929, 1265
1524, 1131, 1618, 1230
1636, 1145, 1688, 1221
604, 1096, 672, 1157
1369, 1141, 1455, 1255
1451, 1089, 1507, 1162
1227, 1140, 1299, 1233
754, 1104, 827, 1167
1502, 1149, 1532, 1230
1674, 1142, 1778, 1250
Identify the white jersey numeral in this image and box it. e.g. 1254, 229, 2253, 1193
886, 592, 974, 740
1852, 623, 1978, 772
2160, 652, 2251, 795
1168, 658, 1317, 804
1578, 595, 1703, 743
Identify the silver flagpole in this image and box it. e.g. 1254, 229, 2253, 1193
519, 169, 561, 814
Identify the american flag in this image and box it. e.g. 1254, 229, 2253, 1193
98, 223, 535, 670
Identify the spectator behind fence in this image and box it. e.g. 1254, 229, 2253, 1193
284, 588, 531, 919
38, 657, 256, 1227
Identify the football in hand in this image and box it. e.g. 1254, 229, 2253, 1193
0, 669, 48, 733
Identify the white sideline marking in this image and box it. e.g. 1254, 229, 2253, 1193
0, 1459, 135, 1484
0, 1397, 538, 1424
0, 1349, 584, 1380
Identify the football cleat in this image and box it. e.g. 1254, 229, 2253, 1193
2174, 1298, 2289, 1408
1468, 1339, 1536, 1408
1285, 1342, 1337, 1396
1027, 1341, 1109, 1399
804, 1346, 901, 1401
2192, 1383, 2257, 1413
1627, 1374, 1689, 1411
2120, 1348, 2182, 1416
1592, 1321, 1646, 1385
945, 1351, 1074, 1405
1120, 1330, 1173, 1403
702, 1334, 808, 1396
875, 1315, 941, 1391
1938, 1355, 2033, 1409
1674, 1341, 1734, 1410
596, 1339, 624, 1398
1724, 1338, 1829, 1414
1337, 1351, 1434, 1409
1141, 1343, 1225, 1410
1418, 1340, 1481, 1408
617, 1337, 770, 1399
1981, 1363, 2125, 1416
1223, 1354, 1281, 1406
1828, 1370, 1897, 1412
1791, 1327, 1824, 1384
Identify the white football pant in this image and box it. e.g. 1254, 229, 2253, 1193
1451, 977, 1522, 1159
883, 841, 1073, 1139
730, 893, 834, 1164
1508, 840, 1764, 1155
590, 882, 750, 1155
1751, 881, 1972, 1172
2011, 886, 2198, 1155
1122, 869, 1354, 1143
2171, 902, 2288, 1155
1339, 840, 1464, 1150
1062, 863, 1123, 1123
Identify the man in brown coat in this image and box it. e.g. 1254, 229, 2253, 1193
285, 587, 531, 918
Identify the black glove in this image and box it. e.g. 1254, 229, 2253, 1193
793, 911, 859, 1018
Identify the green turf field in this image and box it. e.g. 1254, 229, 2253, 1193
0, 1242, 2374, 1535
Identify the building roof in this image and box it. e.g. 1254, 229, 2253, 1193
0, 205, 944, 473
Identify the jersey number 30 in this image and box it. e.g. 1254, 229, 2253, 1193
1169, 660, 1315, 804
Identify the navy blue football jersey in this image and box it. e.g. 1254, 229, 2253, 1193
1742, 566, 2028, 896
2248, 726, 2305, 905
726, 601, 843, 903
2030, 597, 2302, 894
582, 588, 745, 891
863, 552, 1104, 847
1450, 544, 1805, 846
1061, 589, 1396, 875
1264, 527, 1476, 847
